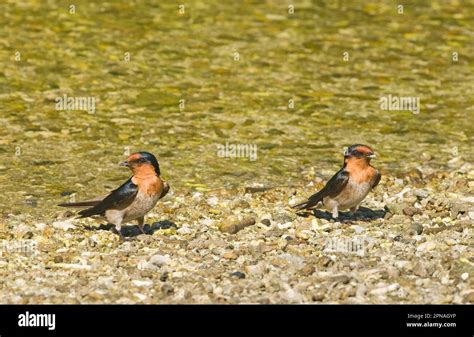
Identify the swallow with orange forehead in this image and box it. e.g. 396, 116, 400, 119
292, 144, 381, 219
58, 152, 170, 240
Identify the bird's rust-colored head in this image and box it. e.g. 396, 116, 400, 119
343, 144, 376, 165
120, 152, 161, 176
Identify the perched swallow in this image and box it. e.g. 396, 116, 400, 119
58, 152, 169, 239
292, 144, 381, 218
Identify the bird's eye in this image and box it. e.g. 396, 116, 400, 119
137, 158, 146, 163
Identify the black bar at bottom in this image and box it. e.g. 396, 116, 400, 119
0, 304, 471, 337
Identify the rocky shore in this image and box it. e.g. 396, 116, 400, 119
1, 163, 472, 304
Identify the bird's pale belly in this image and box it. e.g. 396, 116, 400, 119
323, 180, 371, 211
105, 192, 160, 224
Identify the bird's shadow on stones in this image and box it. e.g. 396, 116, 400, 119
84, 220, 177, 238
296, 206, 385, 222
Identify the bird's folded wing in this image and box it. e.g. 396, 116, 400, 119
372, 170, 381, 188
160, 181, 170, 199
321, 169, 350, 198
78, 178, 139, 218
293, 169, 349, 210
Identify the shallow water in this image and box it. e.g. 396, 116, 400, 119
0, 1, 472, 219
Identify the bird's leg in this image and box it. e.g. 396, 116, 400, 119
331, 205, 339, 219
350, 205, 359, 218
137, 216, 146, 234
115, 222, 125, 241
117, 229, 125, 241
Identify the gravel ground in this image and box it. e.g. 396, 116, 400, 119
1, 161, 472, 304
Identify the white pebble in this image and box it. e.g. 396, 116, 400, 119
192, 192, 203, 200
132, 280, 153, 287
417, 241, 436, 252
388, 283, 400, 292
52, 220, 76, 231
34, 223, 46, 231
177, 225, 193, 235
394, 178, 404, 185
134, 293, 147, 301
149, 254, 171, 267
207, 197, 219, 206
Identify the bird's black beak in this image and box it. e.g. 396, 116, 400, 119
119, 161, 129, 167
